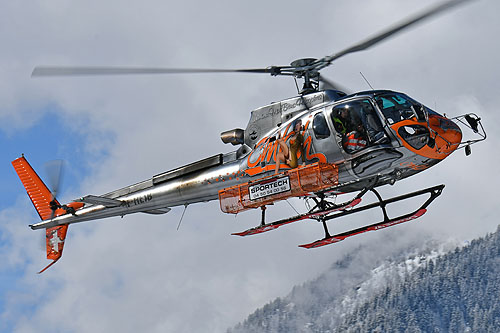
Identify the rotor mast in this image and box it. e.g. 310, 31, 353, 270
289, 58, 320, 95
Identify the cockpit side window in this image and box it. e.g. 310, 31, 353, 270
312, 112, 331, 139
398, 125, 430, 150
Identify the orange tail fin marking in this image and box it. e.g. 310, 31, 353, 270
37, 224, 69, 273
12, 156, 60, 220
12, 156, 69, 273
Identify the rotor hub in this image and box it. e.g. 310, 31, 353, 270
290, 58, 317, 68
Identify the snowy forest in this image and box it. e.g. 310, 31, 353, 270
229, 226, 500, 332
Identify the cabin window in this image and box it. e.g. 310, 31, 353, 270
330, 99, 387, 153
312, 112, 331, 139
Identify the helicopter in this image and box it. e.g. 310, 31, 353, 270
12, 0, 486, 273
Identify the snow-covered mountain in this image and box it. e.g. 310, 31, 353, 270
229, 226, 500, 332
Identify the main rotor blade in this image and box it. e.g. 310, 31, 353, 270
313, 0, 474, 70
318, 75, 351, 94
31, 0, 474, 81
32, 66, 281, 77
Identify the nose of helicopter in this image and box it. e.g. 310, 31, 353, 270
427, 115, 462, 158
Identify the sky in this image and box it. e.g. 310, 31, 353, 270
1, 0, 499, 332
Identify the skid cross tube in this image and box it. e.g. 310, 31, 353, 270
310, 186, 370, 215
232, 184, 443, 239
232, 186, 368, 237
322, 184, 444, 223
260, 206, 267, 226
299, 184, 445, 248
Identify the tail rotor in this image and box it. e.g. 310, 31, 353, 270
44, 159, 65, 218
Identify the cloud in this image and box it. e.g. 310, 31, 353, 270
1, 0, 499, 332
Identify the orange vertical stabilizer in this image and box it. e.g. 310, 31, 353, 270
12, 155, 69, 273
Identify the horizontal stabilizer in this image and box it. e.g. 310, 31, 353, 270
77, 195, 122, 207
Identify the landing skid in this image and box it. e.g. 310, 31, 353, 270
232, 184, 444, 248
299, 208, 426, 248
232, 193, 364, 237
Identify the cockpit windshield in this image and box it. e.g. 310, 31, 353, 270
375, 93, 427, 124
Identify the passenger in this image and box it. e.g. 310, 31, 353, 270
275, 119, 305, 174
343, 131, 367, 153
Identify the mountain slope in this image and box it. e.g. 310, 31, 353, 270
229, 226, 500, 332
338, 226, 500, 332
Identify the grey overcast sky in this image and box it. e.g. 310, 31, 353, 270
1, 0, 499, 332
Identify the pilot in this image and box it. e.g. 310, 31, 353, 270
332, 106, 364, 135
275, 119, 305, 174
332, 108, 350, 134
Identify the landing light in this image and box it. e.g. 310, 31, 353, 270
465, 144, 472, 156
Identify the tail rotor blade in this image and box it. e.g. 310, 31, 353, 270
44, 159, 65, 200
44, 160, 65, 219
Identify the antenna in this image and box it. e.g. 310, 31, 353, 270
177, 204, 188, 230
293, 77, 301, 94
360, 72, 374, 90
